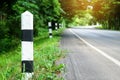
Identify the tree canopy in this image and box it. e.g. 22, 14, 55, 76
60, 0, 90, 19
91, 0, 120, 29
60, 0, 120, 29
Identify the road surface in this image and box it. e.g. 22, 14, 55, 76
60, 27, 120, 80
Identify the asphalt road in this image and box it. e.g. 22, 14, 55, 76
60, 27, 120, 80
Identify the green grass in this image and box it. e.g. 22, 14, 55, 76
0, 27, 65, 80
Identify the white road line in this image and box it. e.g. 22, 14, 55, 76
69, 29, 120, 67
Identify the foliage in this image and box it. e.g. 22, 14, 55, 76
0, 0, 63, 52
60, 0, 90, 19
92, 0, 120, 30
60, 0, 120, 30
71, 10, 93, 26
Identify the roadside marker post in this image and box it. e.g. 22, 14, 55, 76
48, 22, 52, 38
21, 11, 34, 80
59, 23, 62, 28
55, 23, 58, 31
57, 23, 59, 29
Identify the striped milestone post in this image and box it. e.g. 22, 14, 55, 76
57, 23, 59, 29
59, 23, 62, 28
55, 23, 58, 31
21, 11, 34, 79
48, 22, 52, 38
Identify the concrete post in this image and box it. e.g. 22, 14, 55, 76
48, 22, 52, 38
21, 11, 34, 80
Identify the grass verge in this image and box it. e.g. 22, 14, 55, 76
0, 27, 65, 80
